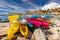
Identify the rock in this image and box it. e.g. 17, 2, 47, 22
1, 37, 7, 40
48, 26, 60, 40
17, 36, 29, 40
0, 22, 10, 36
1, 34, 18, 40
54, 19, 60, 26
27, 30, 32, 39
30, 28, 46, 40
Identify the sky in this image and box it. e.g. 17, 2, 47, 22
0, 0, 60, 20
0, 0, 60, 14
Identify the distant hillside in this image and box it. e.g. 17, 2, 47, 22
26, 3, 60, 15
26, 8, 60, 15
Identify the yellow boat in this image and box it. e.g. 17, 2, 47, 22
20, 23, 28, 37
7, 14, 28, 40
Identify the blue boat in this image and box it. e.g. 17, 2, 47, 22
27, 14, 40, 18
43, 15, 52, 18
26, 22, 33, 27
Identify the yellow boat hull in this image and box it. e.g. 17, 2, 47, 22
20, 24, 28, 37
7, 14, 28, 40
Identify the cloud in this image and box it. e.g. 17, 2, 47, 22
0, 0, 42, 14
49, 0, 59, 3
21, 0, 28, 2
21, 0, 40, 9
41, 2, 60, 10
0, 1, 28, 13
0, 0, 60, 14
0, 0, 40, 14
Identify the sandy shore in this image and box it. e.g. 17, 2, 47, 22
0, 22, 10, 36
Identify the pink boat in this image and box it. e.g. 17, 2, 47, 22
26, 18, 50, 28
